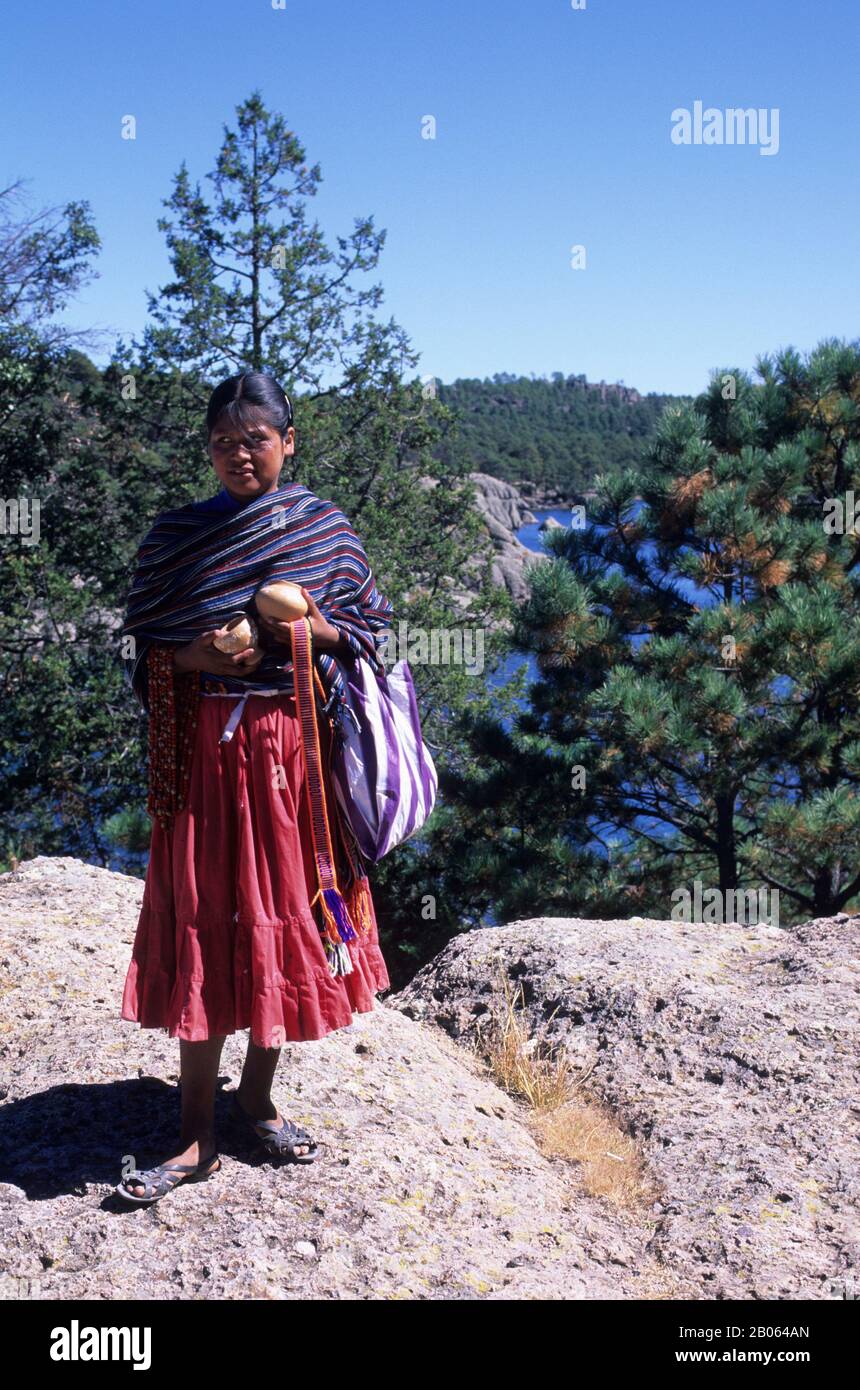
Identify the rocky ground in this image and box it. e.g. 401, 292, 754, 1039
394, 911, 860, 1300
0, 857, 677, 1302
0, 856, 856, 1301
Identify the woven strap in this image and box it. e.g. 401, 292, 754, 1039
289, 616, 359, 972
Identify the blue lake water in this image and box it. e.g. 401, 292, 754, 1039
491, 505, 715, 693
516, 507, 576, 552
488, 508, 578, 692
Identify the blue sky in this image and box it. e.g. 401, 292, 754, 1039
1, 0, 857, 395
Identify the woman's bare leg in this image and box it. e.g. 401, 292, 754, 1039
178, 1034, 227, 1149
121, 1035, 226, 1197
235, 1035, 310, 1155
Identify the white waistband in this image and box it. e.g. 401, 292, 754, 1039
200, 687, 286, 697
199, 687, 293, 742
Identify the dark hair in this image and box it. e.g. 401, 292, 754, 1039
206, 370, 294, 441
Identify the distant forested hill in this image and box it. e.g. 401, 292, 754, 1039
435, 372, 686, 495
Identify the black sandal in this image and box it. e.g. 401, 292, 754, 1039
115, 1151, 221, 1204
230, 1092, 319, 1163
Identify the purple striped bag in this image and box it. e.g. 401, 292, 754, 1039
324, 653, 438, 863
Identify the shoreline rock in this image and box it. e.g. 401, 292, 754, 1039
465, 472, 547, 604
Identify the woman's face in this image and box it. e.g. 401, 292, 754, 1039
208, 408, 295, 501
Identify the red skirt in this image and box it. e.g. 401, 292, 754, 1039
121, 690, 390, 1047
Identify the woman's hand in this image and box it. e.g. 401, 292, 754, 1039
172, 630, 266, 677
256, 586, 345, 653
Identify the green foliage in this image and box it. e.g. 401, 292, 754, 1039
435, 372, 685, 494
0, 181, 100, 334
450, 340, 860, 925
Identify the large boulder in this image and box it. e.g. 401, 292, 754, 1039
391, 911, 860, 1300
467, 472, 537, 532
467, 472, 548, 604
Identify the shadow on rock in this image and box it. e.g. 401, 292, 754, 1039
0, 1075, 269, 1202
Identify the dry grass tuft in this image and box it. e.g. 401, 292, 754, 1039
473, 965, 659, 1211
476, 970, 575, 1112
530, 1099, 657, 1209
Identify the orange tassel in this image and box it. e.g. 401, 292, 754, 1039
309, 886, 348, 946
347, 874, 374, 938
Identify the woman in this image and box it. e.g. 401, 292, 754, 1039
116, 370, 394, 1202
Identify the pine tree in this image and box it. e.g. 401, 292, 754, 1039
0, 94, 520, 970
99, 89, 509, 734
451, 341, 860, 925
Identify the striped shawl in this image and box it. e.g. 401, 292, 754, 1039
121, 481, 395, 729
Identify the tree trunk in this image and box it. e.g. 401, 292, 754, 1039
714, 791, 737, 897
